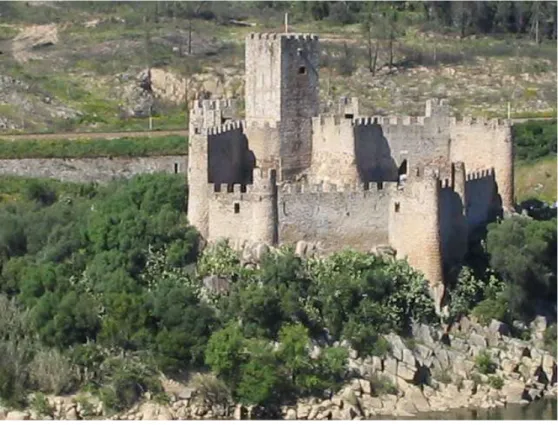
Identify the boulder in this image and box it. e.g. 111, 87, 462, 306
341, 387, 360, 408
488, 320, 510, 337
469, 332, 487, 348
402, 348, 416, 367
384, 357, 398, 377
414, 344, 433, 366
459, 316, 473, 334
397, 362, 417, 381
434, 347, 450, 370
139, 403, 158, 421
156, 406, 174, 420
176, 387, 196, 401
285, 408, 297, 420
405, 385, 431, 412
394, 398, 417, 416
295, 241, 308, 257
542, 355, 556, 381
65, 407, 78, 420
7, 411, 30, 420
412, 323, 436, 346
450, 337, 469, 353
379, 394, 397, 412
359, 379, 372, 395
385, 334, 407, 361
296, 404, 311, 420
501, 381, 527, 404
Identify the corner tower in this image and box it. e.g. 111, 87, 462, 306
245, 33, 320, 178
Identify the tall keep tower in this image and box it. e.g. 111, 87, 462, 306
245, 33, 320, 178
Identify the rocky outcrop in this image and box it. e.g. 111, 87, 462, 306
2, 318, 555, 421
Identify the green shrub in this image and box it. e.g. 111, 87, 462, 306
370, 373, 398, 396
471, 295, 509, 326
30, 392, 54, 417
0, 136, 187, 159
475, 351, 496, 375
512, 120, 557, 162
191, 373, 232, 411
74, 394, 97, 418
488, 375, 504, 390
98, 357, 163, 414
29, 348, 77, 395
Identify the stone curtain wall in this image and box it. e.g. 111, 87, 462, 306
277, 183, 394, 252
0, 155, 187, 183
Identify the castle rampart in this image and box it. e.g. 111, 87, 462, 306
188, 32, 514, 308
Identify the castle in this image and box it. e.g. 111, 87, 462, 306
187, 32, 514, 305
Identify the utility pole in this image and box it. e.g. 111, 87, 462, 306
285, 13, 288, 33
507, 102, 511, 120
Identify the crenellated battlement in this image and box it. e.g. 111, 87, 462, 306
465, 168, 495, 182
450, 117, 511, 128
280, 180, 398, 195
191, 99, 237, 113
200, 120, 244, 136
247, 33, 318, 42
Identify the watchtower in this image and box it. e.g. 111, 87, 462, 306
245, 33, 320, 178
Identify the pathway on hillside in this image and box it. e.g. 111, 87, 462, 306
0, 117, 553, 141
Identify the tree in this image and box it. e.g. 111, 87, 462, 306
486, 216, 557, 320
205, 322, 246, 389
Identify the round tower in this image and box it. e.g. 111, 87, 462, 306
250, 168, 278, 245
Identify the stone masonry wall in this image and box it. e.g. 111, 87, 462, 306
389, 174, 444, 288
449, 118, 513, 210
0, 155, 186, 183
277, 182, 395, 252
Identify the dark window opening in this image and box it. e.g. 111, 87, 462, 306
398, 159, 408, 177
234, 203, 240, 214
174, 163, 179, 174
395, 202, 400, 213
377, 182, 384, 189
298, 66, 306, 74
344, 114, 354, 119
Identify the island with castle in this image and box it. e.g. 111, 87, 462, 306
187, 32, 514, 307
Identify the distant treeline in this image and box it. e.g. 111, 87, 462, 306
2, 2, 556, 41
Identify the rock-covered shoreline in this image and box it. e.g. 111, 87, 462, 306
1, 315, 555, 421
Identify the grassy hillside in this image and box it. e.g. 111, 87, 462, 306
515, 156, 557, 204
0, 2, 555, 133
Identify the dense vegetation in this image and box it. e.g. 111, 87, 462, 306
0, 174, 437, 411
512, 120, 557, 162
0, 172, 555, 412
0, 135, 187, 159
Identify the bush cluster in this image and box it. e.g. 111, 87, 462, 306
0, 135, 187, 159
0, 174, 438, 409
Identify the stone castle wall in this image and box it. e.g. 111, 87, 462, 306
449, 117, 513, 209
277, 182, 396, 251
0, 155, 186, 183
187, 31, 515, 299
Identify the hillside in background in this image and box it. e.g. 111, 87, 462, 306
0, 1, 556, 133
